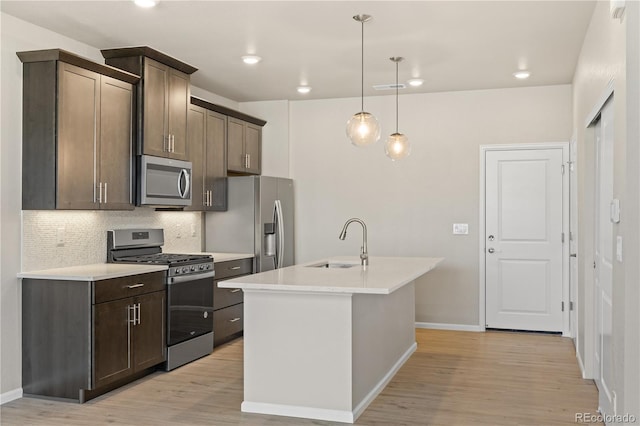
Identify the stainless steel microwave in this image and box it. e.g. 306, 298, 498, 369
138, 155, 192, 207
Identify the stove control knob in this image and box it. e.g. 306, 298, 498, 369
199, 265, 204, 270
182, 267, 189, 273
191, 266, 196, 271
206, 264, 212, 270
175, 268, 181, 274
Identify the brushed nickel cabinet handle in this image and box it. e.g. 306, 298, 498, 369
230, 266, 241, 270
230, 289, 241, 293
136, 302, 141, 325
104, 182, 108, 204
229, 317, 241, 323
98, 182, 103, 204
128, 304, 136, 325
127, 283, 145, 289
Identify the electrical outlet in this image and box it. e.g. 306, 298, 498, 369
176, 223, 182, 239
453, 223, 469, 235
56, 227, 65, 246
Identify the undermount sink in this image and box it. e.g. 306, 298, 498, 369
307, 261, 360, 269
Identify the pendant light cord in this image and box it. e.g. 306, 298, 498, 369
361, 20, 364, 113
395, 60, 399, 133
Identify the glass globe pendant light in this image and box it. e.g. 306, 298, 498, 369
384, 57, 411, 160
346, 14, 380, 147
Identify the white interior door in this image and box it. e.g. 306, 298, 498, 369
593, 98, 615, 418
485, 148, 565, 332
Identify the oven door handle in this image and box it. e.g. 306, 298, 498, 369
168, 270, 215, 285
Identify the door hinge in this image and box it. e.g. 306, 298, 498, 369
561, 232, 565, 243
561, 164, 565, 175
569, 231, 574, 241
594, 261, 597, 269
562, 301, 565, 312
570, 301, 574, 311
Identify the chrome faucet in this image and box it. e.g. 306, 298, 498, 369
339, 218, 368, 266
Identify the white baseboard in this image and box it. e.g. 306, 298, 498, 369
415, 322, 485, 332
576, 346, 587, 379
1, 388, 22, 405
242, 401, 355, 423
242, 343, 418, 424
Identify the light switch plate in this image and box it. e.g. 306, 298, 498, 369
616, 236, 623, 262
453, 223, 469, 235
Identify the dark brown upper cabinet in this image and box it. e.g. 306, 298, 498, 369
227, 117, 263, 175
101, 47, 197, 161
18, 49, 139, 210
186, 101, 228, 211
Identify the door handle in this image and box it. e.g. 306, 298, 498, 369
488, 248, 495, 253
570, 253, 577, 257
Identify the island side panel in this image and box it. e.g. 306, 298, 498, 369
242, 290, 354, 417
352, 281, 416, 411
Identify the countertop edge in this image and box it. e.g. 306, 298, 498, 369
218, 257, 443, 295
17, 264, 168, 281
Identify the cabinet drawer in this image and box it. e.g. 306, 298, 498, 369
214, 258, 252, 280
213, 303, 243, 346
94, 271, 165, 304
213, 278, 246, 310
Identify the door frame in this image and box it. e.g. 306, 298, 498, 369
582, 80, 615, 380
479, 143, 571, 335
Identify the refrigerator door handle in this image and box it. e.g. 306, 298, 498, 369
275, 199, 285, 269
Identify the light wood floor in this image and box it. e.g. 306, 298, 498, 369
1, 329, 600, 425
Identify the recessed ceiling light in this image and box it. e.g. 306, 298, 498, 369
133, 0, 157, 8
513, 70, 531, 79
407, 78, 424, 87
297, 86, 311, 94
242, 55, 262, 65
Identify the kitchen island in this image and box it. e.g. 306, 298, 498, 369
218, 256, 443, 423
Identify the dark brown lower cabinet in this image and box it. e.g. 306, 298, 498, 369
22, 271, 166, 402
213, 258, 253, 347
93, 290, 165, 389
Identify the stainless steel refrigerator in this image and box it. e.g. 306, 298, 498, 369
205, 176, 294, 272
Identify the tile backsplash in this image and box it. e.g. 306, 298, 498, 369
22, 209, 203, 271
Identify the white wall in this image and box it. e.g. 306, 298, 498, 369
289, 85, 572, 326
623, 1, 640, 419
572, 1, 639, 419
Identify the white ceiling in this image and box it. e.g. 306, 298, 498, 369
1, 0, 596, 103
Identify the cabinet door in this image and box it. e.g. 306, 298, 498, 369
142, 58, 168, 157
57, 62, 99, 209
186, 105, 206, 210
132, 291, 166, 371
99, 76, 133, 210
205, 110, 228, 210
167, 68, 189, 160
245, 123, 262, 175
93, 298, 133, 389
227, 117, 246, 173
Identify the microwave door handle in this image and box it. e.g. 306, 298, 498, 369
177, 169, 190, 199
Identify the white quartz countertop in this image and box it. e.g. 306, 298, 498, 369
218, 256, 443, 294
202, 252, 254, 263
17, 263, 168, 281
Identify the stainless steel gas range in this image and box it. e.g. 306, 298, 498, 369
107, 228, 214, 371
